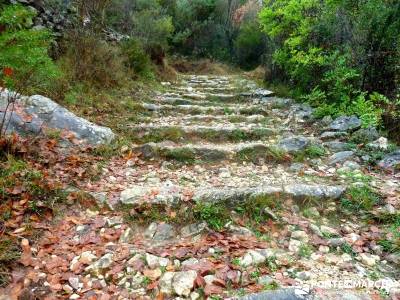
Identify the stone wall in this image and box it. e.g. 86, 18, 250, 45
10, 0, 73, 36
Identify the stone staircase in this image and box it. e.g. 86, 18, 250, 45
19, 75, 398, 299
120, 75, 347, 210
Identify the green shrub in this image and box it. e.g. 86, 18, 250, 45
347, 94, 383, 128
121, 38, 154, 79
0, 4, 60, 94
60, 30, 126, 89
259, 0, 399, 130
340, 186, 380, 212
193, 202, 230, 230
234, 21, 265, 70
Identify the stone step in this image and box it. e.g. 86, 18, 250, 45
118, 182, 345, 207
137, 114, 271, 127
162, 89, 274, 102
154, 96, 235, 106
127, 124, 277, 143
171, 85, 238, 93
159, 93, 244, 104
141, 103, 271, 116
134, 142, 287, 163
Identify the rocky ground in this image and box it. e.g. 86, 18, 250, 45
1, 75, 400, 299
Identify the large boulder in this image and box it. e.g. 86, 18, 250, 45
328, 151, 355, 165
329, 116, 361, 132
0, 91, 115, 145
378, 150, 400, 173
351, 127, 379, 143
277, 136, 310, 153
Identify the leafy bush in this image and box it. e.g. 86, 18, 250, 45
60, 31, 126, 88
106, 0, 174, 64
234, 21, 265, 69
0, 4, 60, 94
259, 0, 400, 131
347, 94, 383, 128
121, 38, 154, 79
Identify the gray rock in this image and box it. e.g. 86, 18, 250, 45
320, 131, 348, 140
239, 289, 305, 300
288, 239, 302, 252
193, 185, 282, 204
144, 222, 158, 239
153, 223, 176, 241
303, 207, 320, 218
181, 258, 199, 268
351, 127, 379, 143
180, 222, 208, 237
278, 136, 310, 153
359, 253, 380, 266
106, 216, 123, 227
323, 141, 353, 152
89, 253, 113, 271
309, 158, 323, 167
289, 163, 306, 173
328, 238, 346, 247
142, 103, 160, 111
386, 253, 400, 266
194, 147, 226, 161
328, 151, 354, 165
296, 271, 311, 281
329, 116, 361, 132
120, 183, 181, 205
0, 92, 115, 145
68, 276, 81, 290
291, 230, 309, 242
159, 272, 175, 295
284, 184, 345, 200
264, 208, 278, 221
258, 275, 275, 285
120, 186, 149, 204
119, 228, 133, 243
292, 103, 314, 120
172, 271, 197, 297
312, 291, 375, 300
309, 224, 323, 237
321, 115, 333, 126
261, 97, 291, 108
378, 150, 400, 172
253, 88, 274, 97
145, 253, 169, 269
134, 143, 159, 159
239, 250, 267, 267
76, 224, 90, 236
367, 137, 388, 150
341, 161, 361, 171
89, 192, 108, 206
226, 224, 253, 236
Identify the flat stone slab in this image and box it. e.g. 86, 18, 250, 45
129, 124, 277, 142
119, 183, 345, 206
140, 103, 270, 115
133, 142, 276, 161
137, 114, 268, 127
